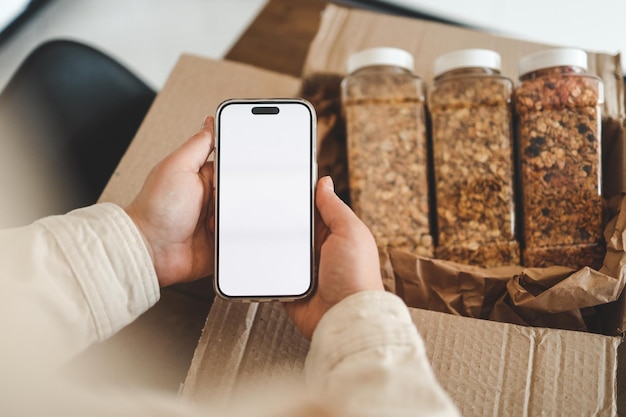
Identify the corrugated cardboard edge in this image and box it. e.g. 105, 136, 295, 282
413, 308, 618, 416
98, 55, 302, 207
182, 300, 309, 404
183, 297, 619, 417
595, 51, 626, 197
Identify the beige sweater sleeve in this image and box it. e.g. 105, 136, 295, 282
0, 203, 160, 374
305, 291, 461, 417
0, 205, 458, 417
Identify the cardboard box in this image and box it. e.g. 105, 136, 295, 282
183, 298, 618, 415
100, 5, 626, 416
99, 56, 302, 207
302, 5, 626, 198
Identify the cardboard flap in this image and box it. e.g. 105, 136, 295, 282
183, 297, 619, 417
303, 5, 625, 196
99, 55, 302, 207
182, 300, 309, 404
412, 308, 618, 416
304, 5, 623, 101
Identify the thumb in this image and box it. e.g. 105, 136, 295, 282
167, 115, 215, 172
315, 176, 357, 233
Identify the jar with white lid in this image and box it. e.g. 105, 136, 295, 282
514, 48, 604, 269
341, 47, 432, 256
428, 49, 518, 267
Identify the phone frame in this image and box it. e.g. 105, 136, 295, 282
213, 98, 317, 302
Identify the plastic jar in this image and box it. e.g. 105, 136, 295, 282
514, 48, 604, 269
341, 47, 432, 256
428, 49, 518, 267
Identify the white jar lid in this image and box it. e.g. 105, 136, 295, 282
347, 47, 415, 74
518, 48, 587, 77
433, 49, 501, 77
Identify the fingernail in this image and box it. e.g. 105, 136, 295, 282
201, 115, 212, 129
322, 176, 334, 191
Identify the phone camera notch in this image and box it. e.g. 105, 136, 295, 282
251, 106, 280, 115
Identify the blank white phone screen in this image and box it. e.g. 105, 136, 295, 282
216, 101, 314, 298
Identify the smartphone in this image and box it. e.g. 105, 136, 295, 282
214, 99, 317, 301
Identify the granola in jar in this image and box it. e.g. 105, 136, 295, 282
514, 48, 605, 269
341, 47, 432, 256
428, 49, 518, 267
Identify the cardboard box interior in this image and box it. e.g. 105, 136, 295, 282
299, 5, 626, 337
99, 5, 626, 417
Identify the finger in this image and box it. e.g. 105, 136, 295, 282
199, 160, 215, 216
199, 160, 214, 185
315, 176, 358, 233
167, 116, 215, 172
201, 114, 213, 130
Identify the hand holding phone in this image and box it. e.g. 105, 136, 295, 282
215, 99, 317, 301
125, 116, 216, 288
284, 176, 384, 339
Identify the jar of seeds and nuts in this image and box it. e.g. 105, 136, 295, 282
514, 48, 605, 269
341, 47, 432, 256
428, 49, 518, 267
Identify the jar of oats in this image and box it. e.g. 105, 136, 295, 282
428, 49, 518, 267
341, 47, 432, 256
514, 48, 604, 269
